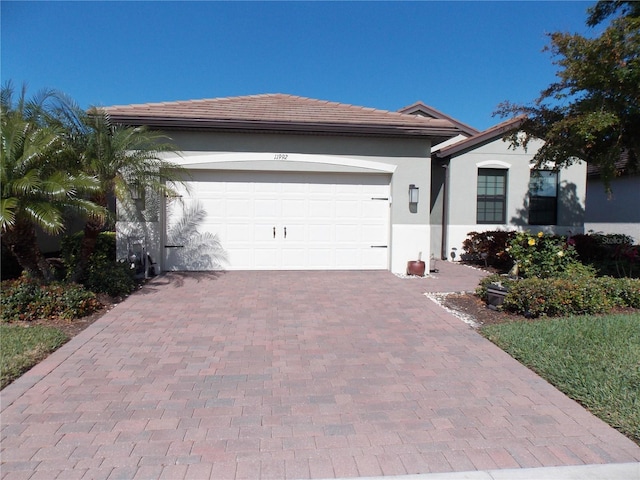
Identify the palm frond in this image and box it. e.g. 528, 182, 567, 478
10, 169, 42, 196
166, 201, 209, 244
0, 197, 18, 231
23, 201, 65, 234
64, 197, 107, 221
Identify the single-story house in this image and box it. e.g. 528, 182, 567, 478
106, 94, 587, 274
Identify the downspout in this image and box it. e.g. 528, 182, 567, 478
440, 160, 450, 261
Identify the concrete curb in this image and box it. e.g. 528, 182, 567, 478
331, 462, 640, 480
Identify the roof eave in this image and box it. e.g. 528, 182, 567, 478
434, 116, 527, 158
107, 115, 460, 138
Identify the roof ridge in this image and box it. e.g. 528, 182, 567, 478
398, 101, 480, 136
104, 93, 286, 110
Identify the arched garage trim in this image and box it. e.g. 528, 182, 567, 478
170, 152, 398, 174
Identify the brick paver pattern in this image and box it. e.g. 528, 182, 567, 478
2, 268, 639, 479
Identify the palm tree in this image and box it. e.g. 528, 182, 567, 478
60, 104, 186, 282
0, 83, 104, 282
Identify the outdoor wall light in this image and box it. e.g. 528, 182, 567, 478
409, 184, 419, 204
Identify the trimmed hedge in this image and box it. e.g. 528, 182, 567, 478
499, 276, 640, 318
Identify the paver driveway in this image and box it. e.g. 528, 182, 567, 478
2, 269, 639, 480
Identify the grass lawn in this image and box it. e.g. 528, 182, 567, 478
0, 325, 68, 390
482, 312, 640, 445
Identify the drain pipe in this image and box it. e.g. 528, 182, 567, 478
440, 161, 450, 261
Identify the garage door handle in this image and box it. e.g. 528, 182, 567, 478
273, 227, 276, 238
284, 226, 287, 239
370, 245, 388, 248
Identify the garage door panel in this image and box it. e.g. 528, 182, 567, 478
254, 248, 280, 268
282, 199, 306, 218
335, 224, 359, 242
226, 199, 252, 218
281, 248, 307, 268
362, 248, 388, 268
308, 183, 334, 194
226, 224, 251, 242
362, 202, 388, 219
335, 200, 360, 218
227, 182, 253, 194
362, 225, 388, 243
164, 172, 389, 271
253, 223, 278, 241
335, 248, 360, 267
228, 249, 253, 269
308, 224, 333, 242
308, 200, 333, 218
254, 199, 280, 218
254, 183, 280, 194
309, 248, 333, 265
284, 183, 307, 193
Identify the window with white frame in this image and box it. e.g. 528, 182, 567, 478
477, 168, 507, 224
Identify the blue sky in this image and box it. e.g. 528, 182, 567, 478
2, 1, 596, 130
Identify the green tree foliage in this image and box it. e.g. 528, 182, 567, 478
0, 83, 104, 281
496, 1, 639, 185
55, 101, 185, 282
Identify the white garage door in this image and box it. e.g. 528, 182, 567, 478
164, 171, 390, 271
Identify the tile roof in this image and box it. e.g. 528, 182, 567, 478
103, 93, 460, 138
587, 149, 637, 177
398, 101, 480, 136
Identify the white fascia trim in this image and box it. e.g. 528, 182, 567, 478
173, 152, 397, 173
476, 160, 511, 168
432, 134, 469, 153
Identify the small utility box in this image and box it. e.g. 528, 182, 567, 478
486, 284, 509, 309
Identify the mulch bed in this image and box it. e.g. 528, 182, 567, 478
443, 292, 520, 327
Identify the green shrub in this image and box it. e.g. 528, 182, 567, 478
502, 277, 611, 317
554, 261, 598, 279
84, 260, 137, 297
507, 231, 580, 279
61, 232, 136, 297
572, 233, 638, 278
500, 276, 640, 317
462, 231, 517, 270
597, 277, 640, 309
0, 275, 102, 322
